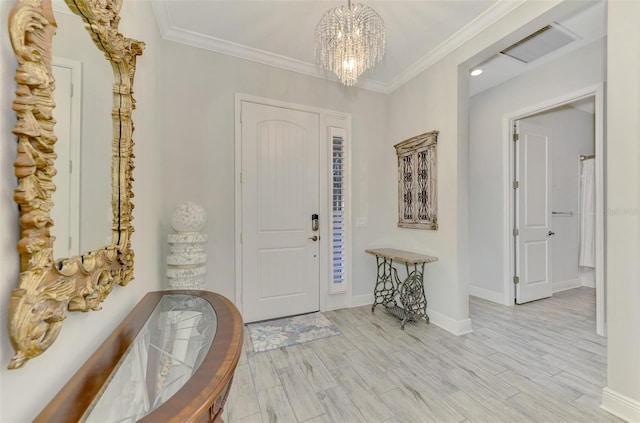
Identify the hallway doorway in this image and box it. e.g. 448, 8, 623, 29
507, 87, 605, 336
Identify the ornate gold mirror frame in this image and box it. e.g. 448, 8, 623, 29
7, 0, 144, 369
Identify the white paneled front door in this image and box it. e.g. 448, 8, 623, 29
515, 120, 553, 304
241, 101, 320, 322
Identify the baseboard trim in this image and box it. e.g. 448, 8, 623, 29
602, 387, 640, 422
427, 308, 474, 336
552, 278, 581, 293
469, 286, 504, 304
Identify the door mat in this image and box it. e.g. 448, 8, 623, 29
247, 312, 342, 353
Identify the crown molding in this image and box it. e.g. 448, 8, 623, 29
151, 0, 526, 95
386, 0, 528, 92
152, 0, 389, 92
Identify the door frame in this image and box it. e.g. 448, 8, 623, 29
234, 94, 352, 316
503, 83, 605, 335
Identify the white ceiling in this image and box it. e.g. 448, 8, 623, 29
468, 0, 606, 96
152, 0, 525, 92
152, 0, 606, 95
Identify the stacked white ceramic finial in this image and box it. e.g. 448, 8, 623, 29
167, 202, 208, 290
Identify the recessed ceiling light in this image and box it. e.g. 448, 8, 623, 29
470, 68, 483, 77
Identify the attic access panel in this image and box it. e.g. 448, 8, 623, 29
501, 24, 578, 63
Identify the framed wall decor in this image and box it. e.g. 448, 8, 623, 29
394, 130, 438, 230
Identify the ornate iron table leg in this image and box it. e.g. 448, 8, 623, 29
372, 257, 399, 313
398, 262, 429, 329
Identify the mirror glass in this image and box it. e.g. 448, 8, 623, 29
50, 2, 113, 260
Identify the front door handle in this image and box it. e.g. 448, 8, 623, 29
308, 235, 319, 242
548, 231, 555, 236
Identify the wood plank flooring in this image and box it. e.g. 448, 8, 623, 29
222, 287, 620, 423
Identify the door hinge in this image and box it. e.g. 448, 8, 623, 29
512, 181, 519, 189
513, 228, 519, 237
513, 132, 519, 142
513, 276, 520, 285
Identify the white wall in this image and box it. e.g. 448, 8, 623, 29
385, 56, 471, 328
0, 1, 163, 421
157, 41, 388, 304
380, 0, 591, 330
1, 0, 639, 421
468, 38, 606, 303
157, 0, 572, 334
524, 105, 594, 292
0, 0, 21, 417
602, 1, 640, 420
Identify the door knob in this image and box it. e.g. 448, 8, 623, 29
548, 231, 555, 236
308, 235, 319, 242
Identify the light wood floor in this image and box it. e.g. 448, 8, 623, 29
222, 287, 621, 423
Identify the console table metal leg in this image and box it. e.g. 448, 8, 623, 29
398, 262, 429, 328
366, 248, 437, 330
372, 257, 399, 312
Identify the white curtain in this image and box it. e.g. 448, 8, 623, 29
579, 158, 596, 267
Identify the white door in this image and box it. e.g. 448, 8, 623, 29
515, 120, 553, 304
241, 101, 320, 322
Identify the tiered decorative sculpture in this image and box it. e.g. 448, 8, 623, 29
167, 202, 208, 289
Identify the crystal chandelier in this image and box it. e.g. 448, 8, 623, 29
314, 0, 386, 86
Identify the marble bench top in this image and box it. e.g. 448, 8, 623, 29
365, 248, 439, 265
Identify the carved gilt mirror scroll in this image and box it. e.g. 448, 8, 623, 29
7, 0, 144, 369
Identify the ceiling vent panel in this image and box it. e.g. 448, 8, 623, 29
501, 24, 578, 63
